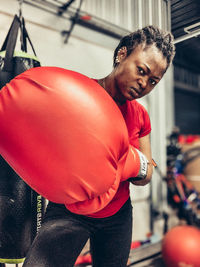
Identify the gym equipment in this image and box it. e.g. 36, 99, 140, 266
0, 66, 147, 215
162, 225, 200, 267
0, 15, 40, 89
165, 130, 200, 227
0, 14, 45, 264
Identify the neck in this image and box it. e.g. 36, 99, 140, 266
98, 74, 115, 98
98, 75, 126, 106
97, 78, 106, 90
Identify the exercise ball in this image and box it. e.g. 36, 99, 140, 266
162, 225, 200, 267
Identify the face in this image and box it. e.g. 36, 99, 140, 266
113, 44, 168, 104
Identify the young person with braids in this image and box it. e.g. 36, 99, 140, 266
23, 25, 175, 267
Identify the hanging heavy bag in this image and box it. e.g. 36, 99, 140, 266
0, 15, 45, 264
0, 15, 40, 88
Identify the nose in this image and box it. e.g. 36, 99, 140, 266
138, 77, 148, 90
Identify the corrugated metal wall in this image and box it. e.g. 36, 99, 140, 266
71, 0, 170, 31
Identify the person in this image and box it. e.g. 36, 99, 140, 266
22, 25, 175, 267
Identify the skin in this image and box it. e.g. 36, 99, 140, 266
98, 43, 168, 185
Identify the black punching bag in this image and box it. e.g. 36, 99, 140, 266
0, 15, 45, 264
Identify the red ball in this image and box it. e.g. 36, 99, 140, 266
162, 225, 200, 267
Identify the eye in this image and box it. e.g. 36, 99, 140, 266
149, 78, 156, 86
137, 67, 145, 75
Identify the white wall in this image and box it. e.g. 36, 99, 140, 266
0, 4, 116, 78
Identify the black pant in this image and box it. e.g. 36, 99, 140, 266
23, 198, 132, 267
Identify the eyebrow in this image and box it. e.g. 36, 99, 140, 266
143, 64, 160, 80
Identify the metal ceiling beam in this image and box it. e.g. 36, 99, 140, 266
58, 0, 76, 16
23, 0, 129, 39
174, 29, 200, 44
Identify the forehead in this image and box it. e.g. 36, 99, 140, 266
128, 44, 167, 74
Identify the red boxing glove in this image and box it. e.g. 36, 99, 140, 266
0, 66, 144, 214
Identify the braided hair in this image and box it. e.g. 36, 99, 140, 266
113, 25, 175, 69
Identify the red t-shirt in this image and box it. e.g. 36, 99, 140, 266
88, 88, 151, 218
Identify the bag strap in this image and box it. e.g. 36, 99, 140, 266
20, 17, 27, 52
20, 17, 37, 56
1, 15, 21, 71
1, 14, 39, 72
1, 15, 19, 51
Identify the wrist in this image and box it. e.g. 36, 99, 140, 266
129, 148, 149, 181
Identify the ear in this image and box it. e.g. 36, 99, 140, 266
117, 46, 127, 63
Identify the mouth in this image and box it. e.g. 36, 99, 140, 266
130, 87, 140, 98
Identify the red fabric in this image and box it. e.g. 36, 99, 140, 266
88, 95, 151, 218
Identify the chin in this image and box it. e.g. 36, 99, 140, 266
127, 94, 136, 101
